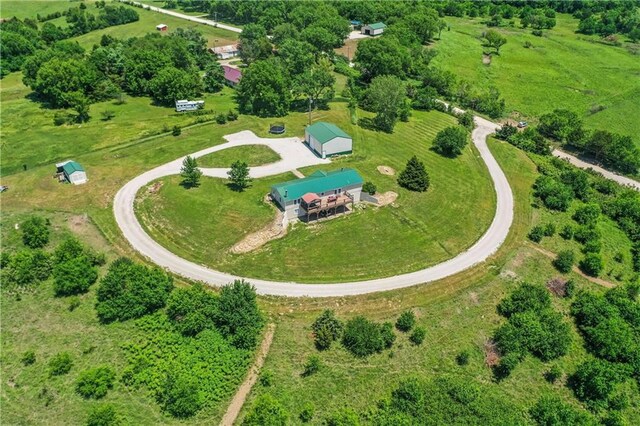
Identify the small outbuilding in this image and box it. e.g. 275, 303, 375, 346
361, 22, 386, 36
56, 160, 87, 185
270, 168, 363, 220
305, 122, 352, 159
222, 65, 242, 87
210, 43, 240, 59
156, 24, 168, 31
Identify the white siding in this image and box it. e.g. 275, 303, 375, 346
68, 171, 87, 185
323, 137, 352, 156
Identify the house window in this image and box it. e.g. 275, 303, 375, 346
294, 199, 297, 205
338, 188, 342, 193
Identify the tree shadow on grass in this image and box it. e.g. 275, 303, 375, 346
225, 182, 250, 193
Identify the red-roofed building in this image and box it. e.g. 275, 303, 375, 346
222, 65, 242, 87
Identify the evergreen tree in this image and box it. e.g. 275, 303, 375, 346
227, 160, 251, 191
180, 156, 202, 188
397, 156, 430, 192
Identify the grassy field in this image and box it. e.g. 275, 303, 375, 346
134, 107, 496, 283
433, 14, 640, 147
0, 1, 96, 19
197, 145, 281, 168
238, 139, 640, 425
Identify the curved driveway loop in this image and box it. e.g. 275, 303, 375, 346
114, 119, 513, 297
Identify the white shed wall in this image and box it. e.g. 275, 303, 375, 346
68, 171, 87, 185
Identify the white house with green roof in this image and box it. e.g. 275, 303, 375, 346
361, 22, 386, 36
305, 121, 353, 159
270, 168, 363, 220
55, 160, 87, 185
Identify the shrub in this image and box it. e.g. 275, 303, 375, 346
86, 404, 119, 426
21, 350, 36, 366
53, 256, 98, 296
226, 110, 239, 121
409, 326, 426, 345
528, 225, 545, 243
493, 352, 521, 380
342, 316, 384, 357
259, 369, 273, 387
243, 394, 288, 426
560, 224, 574, 240
573, 225, 599, 244
160, 372, 202, 418
68, 296, 81, 311
495, 124, 517, 140
534, 176, 573, 211
579, 253, 604, 277
216, 280, 263, 349
396, 310, 416, 332
457, 111, 474, 130
543, 223, 555, 237
544, 365, 562, 383
215, 113, 227, 124
530, 395, 593, 425
568, 359, 628, 408
299, 403, 314, 423
362, 181, 376, 195
21, 216, 50, 248
573, 203, 601, 225
532, 29, 543, 36
166, 284, 218, 336
76, 366, 116, 399
456, 350, 470, 366
311, 310, 343, 350
398, 156, 430, 192
432, 126, 469, 157
172, 125, 181, 136
95, 257, 173, 323
54, 237, 85, 264
49, 352, 73, 376
0, 252, 10, 269
582, 239, 602, 254
302, 355, 321, 377
553, 250, 575, 273
100, 110, 115, 121
497, 283, 551, 318
380, 322, 396, 349
4, 249, 52, 287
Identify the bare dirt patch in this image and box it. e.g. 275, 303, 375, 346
375, 191, 398, 207
482, 54, 492, 65
483, 339, 500, 367
148, 181, 163, 194
546, 277, 569, 297
231, 196, 287, 254
377, 165, 395, 176
68, 214, 89, 234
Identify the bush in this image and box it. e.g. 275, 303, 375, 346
215, 113, 227, 124
76, 366, 116, 399
582, 239, 602, 254
49, 352, 73, 376
493, 352, 521, 379
299, 403, 314, 423
302, 355, 321, 377
569, 359, 628, 407
543, 223, 555, 237
396, 310, 416, 332
457, 111, 474, 130
530, 395, 593, 425
380, 322, 396, 349
574, 225, 599, 244
409, 326, 426, 345
553, 250, 575, 273
160, 372, 202, 418
534, 176, 573, 211
21, 350, 36, 366
398, 156, 430, 192
53, 256, 98, 296
497, 283, 551, 318
528, 225, 545, 243
216, 280, 263, 349
172, 125, 181, 136
21, 216, 50, 248
311, 310, 343, 351
4, 249, 52, 287
544, 365, 562, 383
573, 203, 601, 225
259, 369, 273, 387
243, 394, 288, 426
166, 284, 218, 336
68, 296, 81, 311
579, 253, 604, 277
495, 124, 517, 140
95, 257, 174, 323
362, 181, 376, 195
432, 126, 469, 157
86, 404, 119, 426
226, 110, 239, 121
342, 316, 384, 357
456, 350, 470, 366
560, 224, 574, 240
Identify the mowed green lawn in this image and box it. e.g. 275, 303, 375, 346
0, 1, 96, 19
197, 145, 281, 168
433, 14, 640, 146
135, 107, 496, 283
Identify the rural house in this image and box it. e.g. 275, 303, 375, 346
210, 43, 240, 59
55, 160, 87, 185
222, 65, 242, 87
270, 169, 363, 220
305, 122, 353, 158
361, 22, 386, 36
156, 24, 168, 31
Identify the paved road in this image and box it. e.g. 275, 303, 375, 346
552, 149, 640, 191
122, 1, 242, 33
114, 120, 514, 297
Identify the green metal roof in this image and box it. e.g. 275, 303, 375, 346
272, 168, 363, 201
366, 22, 386, 30
306, 122, 351, 145
62, 161, 84, 175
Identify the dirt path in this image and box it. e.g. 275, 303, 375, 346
231, 203, 287, 254
220, 323, 276, 426
527, 243, 616, 288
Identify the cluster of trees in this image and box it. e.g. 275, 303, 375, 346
52, 237, 104, 296
20, 29, 225, 122
569, 284, 640, 409
1, 216, 52, 288
0, 5, 138, 77
575, 2, 640, 41
492, 283, 573, 379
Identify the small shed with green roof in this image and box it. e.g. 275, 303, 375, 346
362, 22, 386, 36
270, 168, 363, 220
55, 160, 87, 185
305, 122, 353, 159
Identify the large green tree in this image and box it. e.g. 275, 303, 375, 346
398, 156, 430, 192
432, 126, 469, 157
21, 216, 50, 248
149, 66, 202, 106
365, 75, 407, 133
53, 256, 98, 296
227, 160, 251, 191
238, 24, 272, 65
216, 280, 263, 349
295, 57, 336, 110
483, 29, 507, 54
354, 36, 411, 82
180, 155, 202, 188
236, 59, 291, 117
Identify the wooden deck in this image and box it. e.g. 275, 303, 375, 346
302, 194, 354, 221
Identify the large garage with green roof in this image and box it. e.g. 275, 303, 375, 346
270, 168, 363, 220
305, 122, 353, 159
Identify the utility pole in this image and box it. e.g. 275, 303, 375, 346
308, 96, 312, 125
